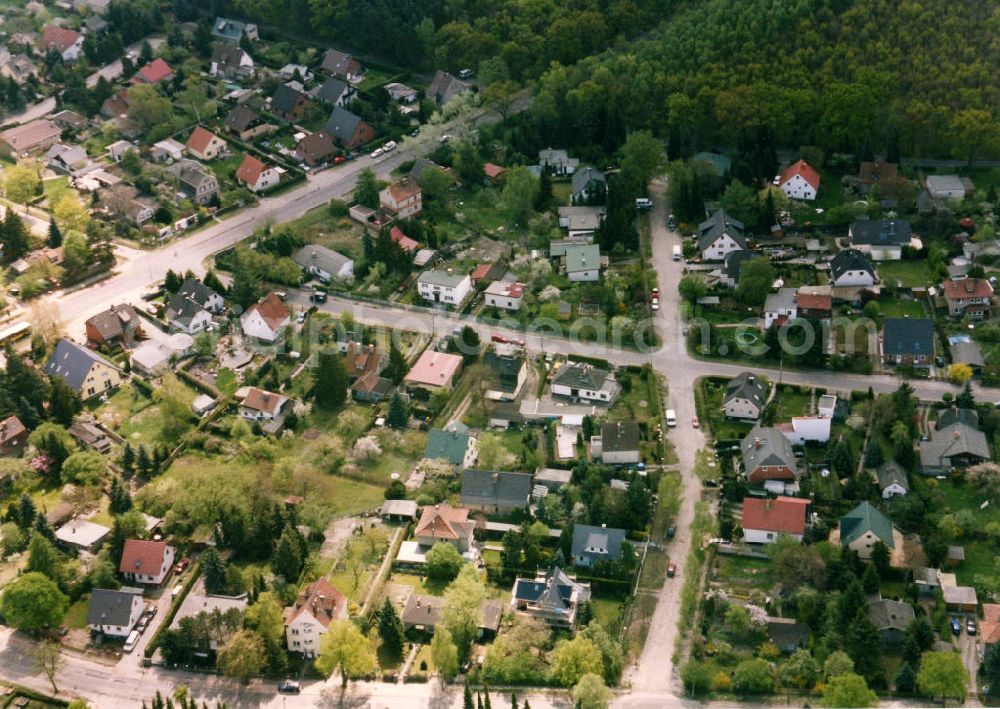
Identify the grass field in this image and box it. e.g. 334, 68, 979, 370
879, 297, 927, 319
590, 594, 625, 634
878, 260, 939, 288
712, 555, 776, 594
766, 384, 812, 421
64, 596, 90, 629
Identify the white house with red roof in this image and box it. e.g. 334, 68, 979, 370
484, 281, 525, 311
284, 579, 348, 657
119, 539, 175, 585
186, 127, 227, 161
414, 503, 476, 552
403, 349, 463, 392
130, 58, 173, 85
390, 226, 419, 253
741, 496, 809, 544
240, 291, 291, 342
235, 154, 280, 192
777, 159, 820, 201
39, 26, 84, 62
379, 178, 422, 219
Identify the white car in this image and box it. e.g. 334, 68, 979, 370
370, 147, 384, 159
382, 141, 397, 152
651, 298, 660, 311
123, 630, 140, 653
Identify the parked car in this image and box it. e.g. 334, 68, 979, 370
968, 618, 978, 635
278, 680, 301, 694
667, 562, 677, 578
458, 69, 474, 79
665, 525, 676, 539
123, 630, 140, 653
950, 617, 962, 636
692, 416, 700, 428
491, 333, 509, 344
311, 289, 327, 303
383, 140, 397, 152
174, 558, 190, 574
370, 147, 384, 159
143, 605, 157, 621
297, 312, 306, 324
334, 156, 346, 164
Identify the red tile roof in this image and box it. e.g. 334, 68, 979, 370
186, 126, 220, 154
119, 539, 170, 575
285, 578, 348, 629
386, 179, 420, 203
796, 291, 832, 311
982, 604, 1000, 645
0, 415, 26, 445
484, 163, 505, 179
471, 263, 493, 281
246, 291, 290, 330
235, 154, 270, 187
241, 387, 286, 415
741, 496, 808, 535
390, 226, 419, 252
415, 503, 471, 541
779, 159, 821, 191
942, 278, 993, 301
130, 58, 173, 84
39, 26, 81, 53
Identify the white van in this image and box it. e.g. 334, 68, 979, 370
635, 197, 652, 210
665, 409, 677, 427
123, 630, 140, 653
672, 245, 682, 261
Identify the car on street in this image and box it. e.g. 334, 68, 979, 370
667, 562, 677, 578
143, 605, 157, 621
370, 147, 384, 158
950, 617, 962, 635
278, 680, 301, 694
439, 134, 453, 143
692, 416, 700, 428
968, 618, 977, 635
491, 333, 509, 344
651, 298, 659, 311
311, 289, 327, 303
297, 312, 306, 324
383, 140, 397, 152
123, 630, 140, 653
334, 155, 346, 164
665, 525, 676, 539
136, 615, 149, 633
174, 558, 190, 574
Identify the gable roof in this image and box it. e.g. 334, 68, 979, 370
571, 523, 627, 562
177, 278, 220, 308
741, 496, 808, 535
401, 592, 502, 632
830, 248, 877, 282
314, 76, 351, 104
405, 349, 463, 387
293, 244, 350, 277
724, 371, 768, 409
86, 304, 140, 341
951, 341, 985, 368
867, 597, 914, 632
325, 107, 364, 142
384, 178, 421, 203
235, 154, 271, 186
414, 503, 474, 541
850, 219, 912, 246
840, 501, 895, 549
698, 210, 747, 252
920, 419, 991, 468
211, 45, 250, 69
427, 70, 465, 103
245, 291, 290, 331
882, 318, 934, 357
44, 338, 118, 391
390, 226, 419, 252
424, 426, 471, 465
166, 293, 207, 326
119, 539, 171, 575
778, 159, 820, 190
740, 426, 799, 476
241, 386, 286, 415
1, 119, 61, 152
942, 277, 993, 301
460, 470, 533, 508
271, 83, 307, 115
39, 25, 81, 53
723, 249, 756, 281
186, 126, 221, 154
320, 49, 358, 76
284, 578, 347, 629
571, 166, 606, 195
0, 415, 26, 446
87, 588, 141, 627
797, 290, 832, 311
131, 58, 172, 84
225, 105, 261, 133
876, 461, 909, 493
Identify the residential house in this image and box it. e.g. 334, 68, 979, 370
320, 49, 363, 82
0, 54, 38, 83
472, 262, 505, 284
87, 588, 144, 638
483, 281, 525, 311
50, 110, 88, 132
777, 159, 820, 201
951, 340, 985, 374
839, 501, 896, 560
241, 291, 291, 342
489, 402, 523, 429
426, 70, 467, 105
401, 593, 502, 639
562, 244, 602, 282
294, 131, 337, 167
380, 499, 418, 522
718, 250, 756, 288
414, 503, 476, 552
165, 293, 213, 334
105, 140, 133, 163
0, 415, 26, 456
416, 270, 471, 307
551, 362, 617, 404
919, 408, 990, 474
174, 161, 220, 206
313, 76, 355, 107
876, 461, 909, 499
384, 82, 418, 104
270, 83, 311, 123
484, 163, 505, 185
130, 58, 173, 85
881, 317, 934, 367
797, 290, 832, 319
982, 604, 1000, 646
858, 161, 898, 194
224, 105, 269, 141
235, 154, 280, 193
558, 206, 605, 238
942, 278, 993, 319
119, 539, 175, 585
284, 579, 348, 657
460, 469, 533, 513
39, 26, 84, 61
741, 496, 809, 544
405, 350, 464, 392
209, 46, 254, 81
763, 288, 798, 329
482, 350, 526, 400
776, 415, 832, 445
849, 219, 912, 261
723, 372, 768, 420
324, 107, 374, 149
867, 597, 914, 645
592, 421, 641, 465
926, 175, 967, 200
389, 226, 420, 253
46, 144, 90, 174
912, 567, 945, 597
55, 519, 111, 552
571, 167, 606, 203
380, 178, 422, 220
44, 338, 121, 399
177, 278, 224, 314
571, 523, 627, 569
343, 341, 385, 382
0, 119, 61, 158
68, 420, 113, 453
766, 618, 810, 654
538, 148, 579, 175
151, 138, 186, 163
211, 17, 258, 43
351, 372, 395, 403
100, 91, 131, 121
511, 566, 591, 630
85, 304, 142, 349
423, 424, 477, 467
740, 426, 800, 485
697, 210, 748, 261
238, 387, 291, 432
185, 127, 227, 161
943, 585, 978, 613
830, 249, 878, 287
293, 244, 354, 282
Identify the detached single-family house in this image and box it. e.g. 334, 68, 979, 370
719, 250, 756, 288
46, 143, 90, 174
235, 154, 280, 193
839, 501, 896, 560
942, 278, 993, 319
390, 227, 420, 253
877, 461, 909, 499
777, 159, 820, 201
571, 524, 627, 569
551, 362, 617, 404
44, 338, 121, 399
293, 244, 353, 282
212, 17, 258, 43
538, 148, 579, 176
830, 249, 879, 288
238, 387, 292, 431
562, 244, 602, 282
210, 46, 254, 81
881, 317, 934, 368
402, 593, 502, 640
294, 131, 337, 167
796, 290, 832, 319
224, 105, 269, 141
741, 496, 809, 544
571, 167, 606, 203
186, 127, 227, 161
426, 70, 468, 105
241, 291, 291, 342
384, 82, 419, 104
484, 281, 525, 311
414, 503, 476, 552
174, 161, 219, 205
697, 210, 748, 261
165, 293, 213, 334
68, 421, 113, 454
130, 58, 173, 85
849, 219, 912, 261
325, 107, 374, 149
943, 585, 978, 613
919, 408, 990, 474
511, 566, 591, 630
741, 426, 800, 485
270, 83, 311, 123
767, 618, 810, 654
558, 206, 605, 238
483, 350, 526, 400
119, 539, 175, 586
177, 278, 224, 314
1, 54, 38, 83
404, 350, 463, 392
87, 588, 144, 638
0, 415, 27, 457
723, 372, 768, 420
380, 179, 422, 219
460, 469, 533, 513
867, 597, 914, 645
55, 519, 111, 552
39, 26, 84, 61
424, 424, 477, 467
592, 421, 641, 465
320, 49, 363, 83
926, 175, 967, 200
284, 579, 348, 657
343, 341, 385, 381
763, 288, 798, 329
85, 304, 143, 349
0, 119, 61, 158
151, 138, 186, 163
313, 76, 355, 107
417, 270, 471, 306
351, 372, 395, 403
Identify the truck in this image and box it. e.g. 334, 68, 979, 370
665, 409, 677, 427
672, 245, 682, 261
635, 197, 652, 210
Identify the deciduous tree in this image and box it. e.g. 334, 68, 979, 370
316, 620, 377, 688
0, 572, 67, 631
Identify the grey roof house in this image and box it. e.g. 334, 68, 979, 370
571, 523, 627, 568
424, 424, 476, 467
571, 167, 606, 203
427, 70, 468, 105
867, 597, 915, 645
741, 426, 800, 485
881, 317, 934, 367
44, 338, 121, 399
87, 587, 144, 638
919, 409, 990, 474
697, 210, 747, 260
723, 371, 768, 420
876, 461, 909, 499
510, 566, 591, 629
293, 244, 354, 282
593, 421, 641, 465
460, 469, 534, 512
313, 76, 354, 107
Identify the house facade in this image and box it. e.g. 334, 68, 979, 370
44, 338, 122, 399
186, 127, 227, 161
942, 278, 993, 319
119, 539, 175, 586
741, 496, 809, 544
284, 579, 348, 657
87, 588, 144, 638
830, 249, 878, 287
417, 270, 471, 307
240, 292, 291, 342
777, 159, 820, 201
849, 219, 911, 261
235, 155, 280, 192
839, 501, 895, 560
697, 210, 747, 261
881, 317, 934, 367
414, 504, 475, 552
571, 524, 626, 569
379, 179, 422, 219
511, 566, 591, 630
551, 363, 617, 404
85, 304, 143, 349
723, 372, 768, 420
484, 281, 525, 311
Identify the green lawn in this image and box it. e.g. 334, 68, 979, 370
590, 594, 625, 634
712, 555, 776, 593
878, 260, 939, 288
64, 596, 90, 629
766, 384, 812, 420
878, 297, 927, 319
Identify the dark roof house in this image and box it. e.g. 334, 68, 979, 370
571, 523, 627, 568
882, 318, 934, 366
460, 469, 533, 512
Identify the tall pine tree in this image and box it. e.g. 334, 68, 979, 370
313, 350, 347, 409
47, 216, 62, 248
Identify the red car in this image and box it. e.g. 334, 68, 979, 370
334, 156, 346, 164
491, 333, 509, 344
667, 562, 677, 578
691, 416, 700, 428
651, 287, 660, 298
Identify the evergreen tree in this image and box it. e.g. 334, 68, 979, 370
861, 563, 880, 594
33, 513, 57, 545
313, 351, 347, 409
483, 686, 492, 709
956, 382, 975, 409
378, 597, 405, 657
109, 476, 133, 514
17, 493, 36, 530
535, 170, 553, 211
164, 269, 182, 293
17, 397, 40, 429
463, 680, 474, 709
385, 341, 408, 384
863, 439, 883, 468
895, 661, 916, 693
203, 269, 226, 295
1, 211, 31, 260
121, 442, 135, 477
271, 526, 304, 581
47, 216, 62, 248
387, 392, 409, 428
137, 445, 152, 476
202, 547, 227, 594
48, 377, 81, 427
